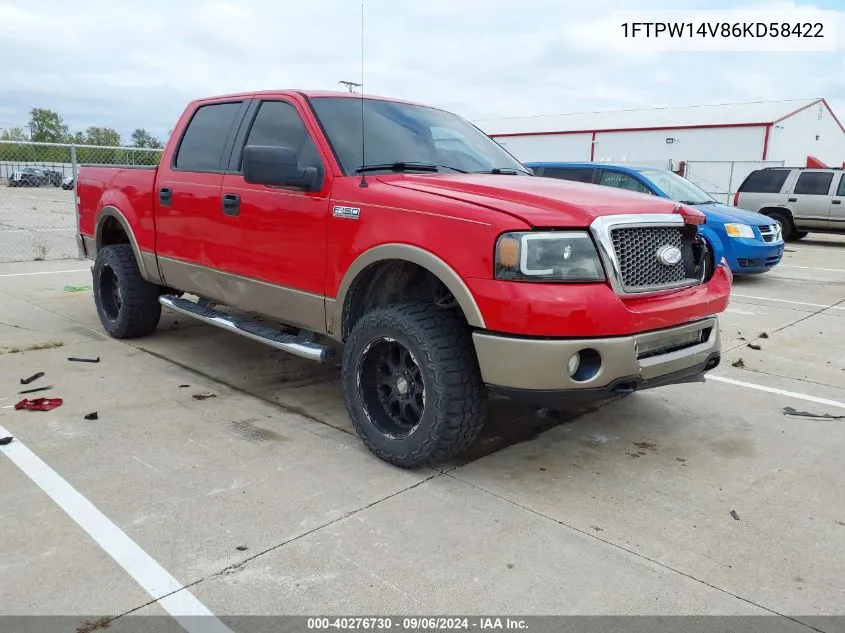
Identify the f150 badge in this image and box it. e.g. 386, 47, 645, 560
333, 206, 361, 220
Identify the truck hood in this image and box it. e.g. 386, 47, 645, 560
382, 174, 682, 226
692, 202, 776, 227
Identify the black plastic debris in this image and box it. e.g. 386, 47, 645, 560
20, 371, 45, 385
783, 406, 845, 421
193, 393, 217, 401
731, 358, 745, 368
84, 412, 99, 421
236, 546, 249, 552
0, 437, 13, 446
179, 385, 190, 389
19, 385, 53, 395
747, 343, 762, 351
68, 356, 101, 363
759, 332, 770, 339
730, 510, 741, 521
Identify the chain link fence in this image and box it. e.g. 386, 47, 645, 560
0, 140, 162, 263
683, 160, 785, 205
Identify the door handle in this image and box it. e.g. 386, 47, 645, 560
832, 200, 841, 205
159, 187, 172, 206
788, 197, 797, 202
222, 193, 240, 216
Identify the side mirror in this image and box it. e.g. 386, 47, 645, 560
242, 145, 319, 191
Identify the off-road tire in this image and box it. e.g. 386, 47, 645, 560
342, 303, 487, 468
93, 244, 161, 339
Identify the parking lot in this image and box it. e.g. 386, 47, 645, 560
1, 236, 844, 631
0, 185, 77, 263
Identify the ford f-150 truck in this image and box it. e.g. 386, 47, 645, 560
75, 90, 732, 467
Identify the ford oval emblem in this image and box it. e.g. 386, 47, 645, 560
656, 245, 682, 266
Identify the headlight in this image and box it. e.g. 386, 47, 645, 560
495, 231, 605, 282
724, 223, 755, 239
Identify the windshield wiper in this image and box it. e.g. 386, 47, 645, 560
355, 162, 439, 173
679, 199, 716, 205
473, 167, 528, 175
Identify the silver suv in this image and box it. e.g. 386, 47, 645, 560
734, 167, 845, 241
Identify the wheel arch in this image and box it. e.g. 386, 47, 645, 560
758, 206, 796, 223
94, 206, 151, 280
330, 244, 486, 340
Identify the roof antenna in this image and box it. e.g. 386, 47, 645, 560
358, 1, 368, 188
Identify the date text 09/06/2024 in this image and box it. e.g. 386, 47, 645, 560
620, 22, 825, 38
307, 617, 528, 630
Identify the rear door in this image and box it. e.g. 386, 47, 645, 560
829, 173, 845, 231
155, 98, 250, 293
788, 170, 835, 229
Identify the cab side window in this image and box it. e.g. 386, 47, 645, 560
541, 168, 595, 183
794, 172, 833, 195
175, 102, 243, 171
241, 101, 322, 171
598, 170, 652, 194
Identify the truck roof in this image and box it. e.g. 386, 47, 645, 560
191, 89, 427, 108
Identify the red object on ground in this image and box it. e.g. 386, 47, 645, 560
806, 156, 827, 168
14, 397, 63, 411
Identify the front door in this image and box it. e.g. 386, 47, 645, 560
788, 170, 835, 229
219, 98, 332, 333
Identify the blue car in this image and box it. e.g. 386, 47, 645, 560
525, 162, 785, 275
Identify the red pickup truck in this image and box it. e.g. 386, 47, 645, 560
76, 90, 732, 467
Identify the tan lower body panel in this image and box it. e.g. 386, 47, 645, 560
158, 257, 328, 335
473, 317, 719, 391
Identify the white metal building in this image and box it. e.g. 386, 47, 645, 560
475, 98, 845, 168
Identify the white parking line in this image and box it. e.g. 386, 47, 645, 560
709, 376, 845, 410
0, 269, 88, 277
778, 265, 845, 274
731, 294, 845, 311
1, 229, 75, 233
0, 426, 234, 633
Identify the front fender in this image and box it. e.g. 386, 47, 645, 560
698, 225, 726, 266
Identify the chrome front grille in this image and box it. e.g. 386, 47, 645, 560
610, 226, 687, 292
758, 224, 778, 243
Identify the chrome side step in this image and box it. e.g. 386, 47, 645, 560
159, 295, 335, 363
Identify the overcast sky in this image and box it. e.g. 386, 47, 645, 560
1, 0, 843, 143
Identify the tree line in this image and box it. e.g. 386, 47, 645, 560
0, 108, 166, 166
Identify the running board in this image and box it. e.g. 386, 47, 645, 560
159, 295, 335, 363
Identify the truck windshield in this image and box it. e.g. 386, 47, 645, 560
309, 96, 530, 176
637, 168, 717, 205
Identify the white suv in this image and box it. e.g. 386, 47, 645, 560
734, 167, 845, 241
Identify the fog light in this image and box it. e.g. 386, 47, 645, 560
567, 352, 581, 377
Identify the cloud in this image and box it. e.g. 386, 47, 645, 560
0, 0, 842, 142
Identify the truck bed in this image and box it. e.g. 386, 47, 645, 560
77, 165, 159, 253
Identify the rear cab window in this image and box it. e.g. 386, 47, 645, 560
792, 171, 834, 195
174, 101, 244, 172
837, 174, 845, 197
737, 169, 791, 194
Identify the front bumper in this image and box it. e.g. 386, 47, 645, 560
725, 238, 784, 274
474, 317, 720, 404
